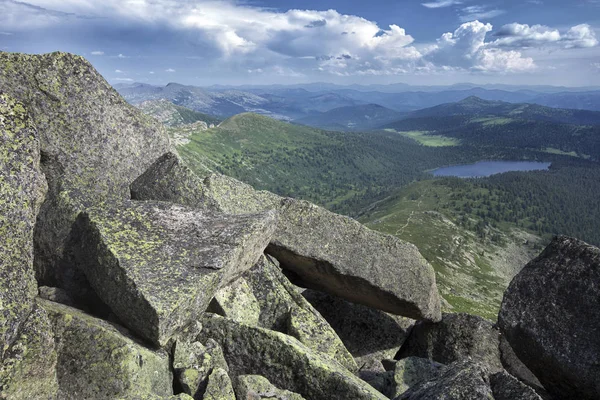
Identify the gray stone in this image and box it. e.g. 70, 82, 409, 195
0, 93, 47, 357
0, 302, 58, 399
490, 371, 543, 400
131, 154, 441, 321
498, 236, 600, 400
389, 357, 445, 398
40, 299, 172, 399
211, 256, 357, 371
201, 314, 387, 400
38, 286, 78, 309
396, 361, 493, 400
0, 51, 170, 295
203, 368, 235, 400
236, 375, 306, 400
397, 313, 502, 373
302, 290, 414, 369
498, 335, 544, 392
70, 200, 276, 347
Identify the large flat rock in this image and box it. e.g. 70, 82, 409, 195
498, 236, 600, 400
132, 153, 442, 321
0, 51, 170, 292
0, 93, 47, 355
202, 314, 387, 400
40, 299, 172, 399
71, 201, 277, 346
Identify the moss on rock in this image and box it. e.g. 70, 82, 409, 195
203, 368, 235, 400
201, 314, 387, 400
40, 299, 172, 399
236, 375, 305, 400
173, 338, 228, 398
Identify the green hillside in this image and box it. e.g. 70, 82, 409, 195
294, 103, 405, 131
138, 99, 222, 127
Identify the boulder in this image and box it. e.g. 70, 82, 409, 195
498, 236, 600, 400
211, 256, 356, 371
236, 375, 306, 400
303, 290, 414, 368
131, 154, 441, 321
268, 199, 441, 321
389, 357, 445, 398
0, 302, 59, 399
38, 286, 78, 309
40, 299, 172, 399
498, 335, 544, 392
203, 368, 235, 400
0, 93, 47, 355
396, 313, 502, 373
173, 338, 228, 398
0, 51, 170, 294
201, 314, 387, 400
395, 361, 493, 400
70, 201, 276, 346
490, 371, 543, 400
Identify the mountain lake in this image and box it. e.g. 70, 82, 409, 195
432, 161, 551, 178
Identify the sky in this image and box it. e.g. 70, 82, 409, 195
1, 0, 599, 87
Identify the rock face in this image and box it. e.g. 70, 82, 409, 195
268, 199, 442, 321
490, 371, 542, 400
173, 338, 228, 398
0, 51, 170, 293
0, 302, 58, 399
389, 357, 445, 398
236, 375, 306, 400
302, 290, 414, 368
397, 313, 502, 373
203, 367, 236, 400
0, 93, 47, 356
40, 299, 172, 399
498, 236, 600, 400
201, 314, 387, 400
396, 361, 493, 400
132, 153, 441, 322
211, 256, 357, 371
498, 335, 544, 392
70, 201, 276, 346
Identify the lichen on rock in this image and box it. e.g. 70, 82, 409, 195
236, 375, 306, 400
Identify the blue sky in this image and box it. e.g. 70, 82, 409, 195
1, 0, 599, 87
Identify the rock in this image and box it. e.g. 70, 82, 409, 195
498, 335, 544, 392
211, 256, 356, 371
490, 371, 543, 400
498, 236, 600, 400
173, 338, 228, 398
0, 302, 59, 399
131, 154, 441, 321
0, 93, 47, 356
236, 375, 306, 400
201, 314, 387, 400
40, 299, 172, 399
396, 361, 493, 400
389, 357, 445, 398
302, 290, 414, 368
0, 51, 170, 294
268, 199, 441, 321
396, 313, 502, 373
357, 361, 393, 396
70, 201, 276, 346
38, 286, 78, 308
203, 368, 236, 400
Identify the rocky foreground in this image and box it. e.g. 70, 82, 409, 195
0, 51, 598, 400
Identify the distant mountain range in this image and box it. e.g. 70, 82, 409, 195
294, 104, 406, 131
117, 82, 600, 122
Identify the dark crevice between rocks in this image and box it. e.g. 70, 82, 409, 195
170, 341, 185, 396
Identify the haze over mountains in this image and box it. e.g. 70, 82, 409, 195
117, 82, 600, 127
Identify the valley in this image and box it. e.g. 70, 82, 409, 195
131, 94, 600, 319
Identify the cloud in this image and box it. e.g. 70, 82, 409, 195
165, 68, 176, 72
460, 5, 505, 22
425, 21, 535, 72
114, 77, 133, 82
91, 50, 104, 55
149, 71, 155, 74
115, 69, 124, 73
491, 23, 598, 49
422, 0, 463, 9
0, 31, 13, 35
117, 53, 127, 58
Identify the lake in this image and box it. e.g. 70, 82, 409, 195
432, 161, 551, 178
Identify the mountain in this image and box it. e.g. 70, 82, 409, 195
532, 91, 600, 111
137, 99, 222, 127
294, 104, 406, 131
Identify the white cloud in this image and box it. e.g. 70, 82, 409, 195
117, 53, 128, 58
165, 68, 176, 72
460, 6, 505, 22
426, 21, 535, 72
491, 23, 598, 49
0, 31, 13, 35
422, 0, 463, 9
149, 71, 155, 74
592, 62, 600, 69
115, 69, 124, 73
91, 50, 104, 55
114, 77, 134, 82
